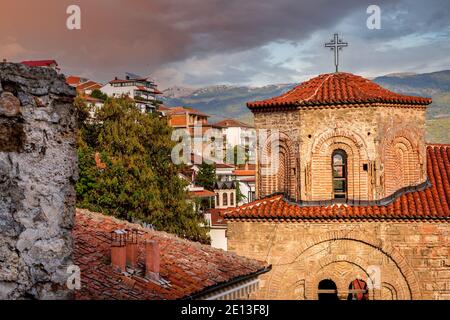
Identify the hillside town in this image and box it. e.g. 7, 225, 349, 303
1, 0, 449, 307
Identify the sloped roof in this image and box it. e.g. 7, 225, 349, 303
21, 60, 57, 67
207, 209, 227, 226
225, 145, 450, 221
213, 119, 254, 128
74, 209, 269, 300
66, 76, 84, 86
166, 106, 209, 117
247, 72, 432, 109
77, 80, 102, 91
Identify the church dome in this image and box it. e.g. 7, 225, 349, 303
247, 72, 432, 109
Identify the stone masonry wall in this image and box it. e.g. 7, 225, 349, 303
228, 220, 450, 300
0, 63, 76, 299
253, 104, 426, 202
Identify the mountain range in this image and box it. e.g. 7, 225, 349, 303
161, 70, 450, 143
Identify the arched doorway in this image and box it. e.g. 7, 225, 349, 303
317, 279, 339, 300
347, 279, 369, 300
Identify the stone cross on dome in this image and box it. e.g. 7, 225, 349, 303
325, 33, 348, 73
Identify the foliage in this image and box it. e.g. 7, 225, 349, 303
75, 97, 210, 243
195, 162, 216, 191
234, 178, 246, 204
90, 89, 108, 101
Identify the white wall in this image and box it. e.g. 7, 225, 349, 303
101, 83, 135, 98
209, 228, 227, 251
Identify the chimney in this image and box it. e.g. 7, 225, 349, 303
125, 229, 138, 268
110, 230, 127, 273
145, 240, 160, 281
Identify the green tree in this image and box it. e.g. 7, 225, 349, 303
75, 97, 209, 243
195, 162, 216, 191
90, 89, 108, 101
234, 178, 246, 204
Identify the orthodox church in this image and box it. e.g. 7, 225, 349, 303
224, 39, 449, 300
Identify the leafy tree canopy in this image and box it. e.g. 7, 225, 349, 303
75, 97, 210, 243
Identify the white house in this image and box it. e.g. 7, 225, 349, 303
233, 163, 256, 205
204, 209, 227, 251
100, 74, 162, 113
213, 119, 255, 161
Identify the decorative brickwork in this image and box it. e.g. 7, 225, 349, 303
225, 72, 448, 300
227, 221, 449, 300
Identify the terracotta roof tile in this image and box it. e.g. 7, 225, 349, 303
213, 119, 254, 128
74, 209, 268, 300
21, 60, 57, 67
247, 72, 432, 109
225, 145, 450, 221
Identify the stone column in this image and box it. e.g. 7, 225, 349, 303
0, 63, 77, 299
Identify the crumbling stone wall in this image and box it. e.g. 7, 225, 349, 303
0, 63, 76, 299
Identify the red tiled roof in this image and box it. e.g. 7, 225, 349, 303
188, 189, 216, 198
233, 169, 256, 176
247, 72, 432, 109
207, 209, 227, 226
74, 209, 269, 300
225, 145, 450, 221
167, 106, 209, 117
81, 95, 103, 103
215, 163, 235, 169
21, 60, 58, 67
213, 119, 254, 128
77, 81, 102, 91
66, 76, 83, 86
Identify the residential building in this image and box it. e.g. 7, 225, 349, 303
101, 74, 162, 113
213, 118, 255, 159
233, 163, 256, 205
204, 209, 227, 251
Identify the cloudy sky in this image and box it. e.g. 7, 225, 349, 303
1, 0, 450, 88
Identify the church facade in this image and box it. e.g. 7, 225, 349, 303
225, 72, 450, 300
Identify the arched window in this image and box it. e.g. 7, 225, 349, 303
223, 193, 228, 206
230, 192, 234, 206
347, 279, 369, 300
332, 149, 347, 200
317, 279, 339, 300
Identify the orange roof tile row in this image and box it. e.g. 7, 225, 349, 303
74, 209, 268, 300
166, 106, 210, 117
225, 145, 450, 220
233, 169, 256, 176
247, 72, 432, 109
213, 119, 254, 128
207, 209, 228, 226
188, 189, 216, 198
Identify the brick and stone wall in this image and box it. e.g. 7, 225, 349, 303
253, 104, 426, 202
227, 220, 449, 300
0, 63, 76, 299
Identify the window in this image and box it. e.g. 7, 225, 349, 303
215, 193, 219, 208
332, 149, 347, 200
230, 192, 234, 206
223, 193, 228, 206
